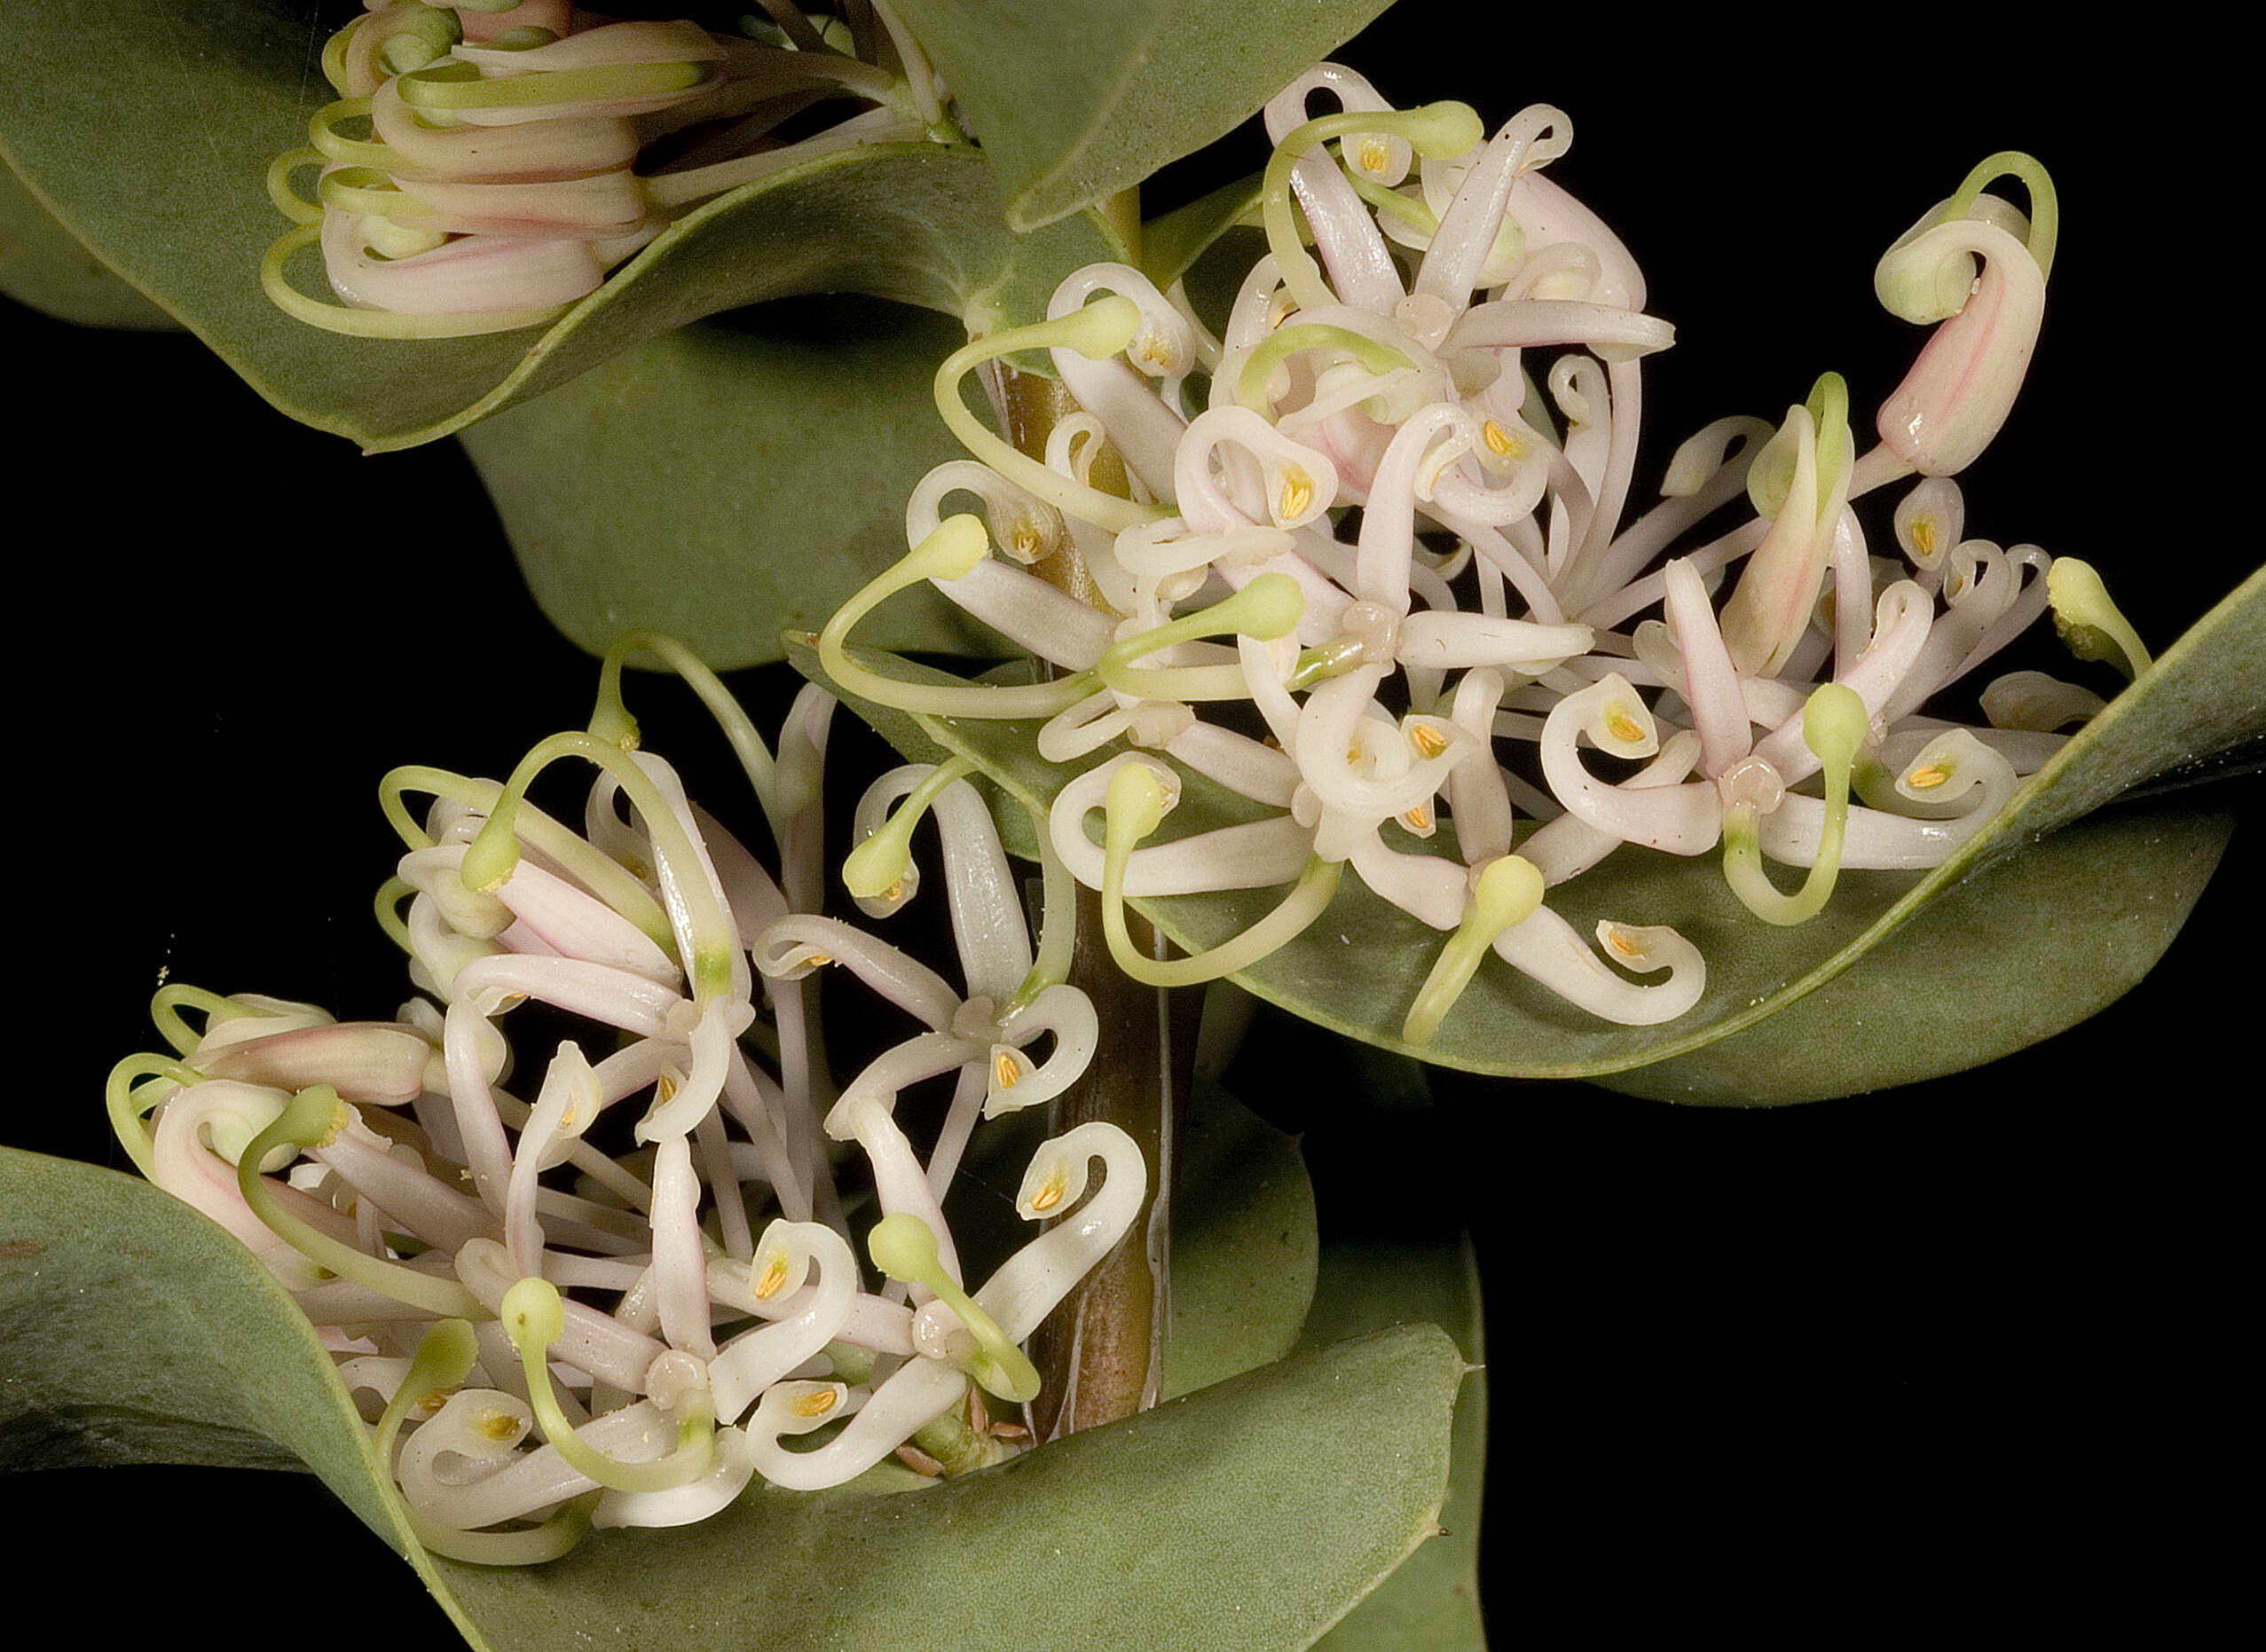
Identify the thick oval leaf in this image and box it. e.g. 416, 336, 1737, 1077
460, 297, 1003, 668
796, 566, 2261, 1087
0, 2, 1121, 452
1162, 1079, 1320, 1396
1305, 1231, 1485, 1649
1, 1147, 1452, 1652
434, 1325, 1461, 1652
0, 1148, 484, 1635
1589, 801, 2233, 1105
1218, 1027, 1485, 1647
888, 0, 1393, 231
0, 161, 175, 330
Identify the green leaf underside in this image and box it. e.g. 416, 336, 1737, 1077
0, 2, 1122, 453
0, 160, 176, 330
1, 1080, 1438, 1651
887, 0, 1396, 232
460, 298, 1003, 668
794, 566, 2262, 1092
0, 1152, 459, 1604
437, 1323, 1460, 1652
1161, 1079, 1322, 1396
1306, 1231, 1486, 1649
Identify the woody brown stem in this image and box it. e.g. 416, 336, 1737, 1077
994, 366, 1192, 1440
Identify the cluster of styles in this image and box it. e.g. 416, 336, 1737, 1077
115, 0, 2153, 1568
822, 68, 2143, 1045
108, 641, 1137, 1562
263, 0, 956, 335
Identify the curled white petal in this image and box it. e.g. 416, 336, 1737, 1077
744, 1363, 964, 1491
1539, 676, 1722, 854
708, 1222, 857, 1423
987, 984, 1099, 1117
1491, 906, 1706, 1026
1050, 754, 1314, 895
968, 1121, 1147, 1341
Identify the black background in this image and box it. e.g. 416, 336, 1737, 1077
9, 4, 2254, 1639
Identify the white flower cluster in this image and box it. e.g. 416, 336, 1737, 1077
264, 3, 941, 335
108, 674, 1137, 1563
823, 62, 2131, 1047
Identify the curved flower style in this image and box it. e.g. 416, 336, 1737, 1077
819, 61, 2148, 1050
103, 639, 1140, 1562
264, 2, 948, 335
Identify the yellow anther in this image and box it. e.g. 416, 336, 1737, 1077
1910, 517, 1936, 557
1603, 925, 1640, 958
885, 878, 906, 902
417, 1388, 452, 1415
1356, 137, 1390, 175
754, 1252, 791, 1301
1029, 1173, 1066, 1214
1267, 292, 1296, 330
1011, 523, 1042, 557
1409, 723, 1450, 759
655, 1073, 678, 1105
1279, 470, 1314, 520
793, 1388, 839, 1418
806, 952, 833, 967
1402, 805, 1433, 831
474, 1408, 521, 1443
994, 1051, 1020, 1089
1906, 761, 1951, 791
1604, 705, 1645, 744
1136, 331, 1172, 368
1482, 418, 1522, 458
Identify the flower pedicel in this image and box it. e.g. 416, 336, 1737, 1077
814, 62, 2149, 1048
105, 637, 1137, 1561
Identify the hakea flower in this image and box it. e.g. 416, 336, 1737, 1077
818, 63, 2153, 1050
104, 638, 1143, 1562
1867, 152, 2057, 483
264, 1, 948, 335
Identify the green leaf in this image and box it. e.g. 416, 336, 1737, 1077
0, 1149, 481, 1627
1305, 1229, 1486, 1649
440, 1325, 1463, 1652
0, 1083, 1426, 1652
887, 0, 1395, 231
0, 2, 1122, 452
795, 566, 2262, 1092
1163, 1079, 1320, 1396
0, 159, 176, 330
459, 296, 1003, 669
2, 1147, 1453, 1652
1589, 800, 2233, 1105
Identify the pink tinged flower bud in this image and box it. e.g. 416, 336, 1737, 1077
1872, 204, 2047, 476
198, 1021, 435, 1105
1719, 392, 1856, 679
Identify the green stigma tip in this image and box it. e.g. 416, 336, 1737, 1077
1802, 680, 1869, 760
502, 1276, 566, 1349
867, 1212, 940, 1283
